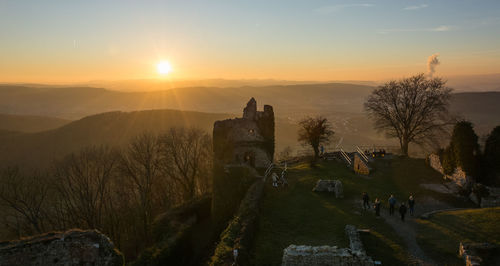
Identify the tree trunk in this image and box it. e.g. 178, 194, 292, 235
312, 145, 319, 163
401, 139, 409, 157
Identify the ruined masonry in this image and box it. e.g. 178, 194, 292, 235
428, 153, 473, 189
312, 179, 344, 198
353, 154, 370, 175
282, 225, 374, 266
0, 229, 123, 266
213, 97, 275, 169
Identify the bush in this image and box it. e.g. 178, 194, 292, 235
131, 197, 212, 266
212, 165, 257, 225
484, 126, 500, 185
450, 121, 480, 176
210, 180, 265, 266
440, 147, 456, 175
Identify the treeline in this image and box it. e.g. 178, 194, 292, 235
438, 122, 500, 185
0, 127, 212, 260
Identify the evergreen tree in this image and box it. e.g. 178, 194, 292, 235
484, 126, 500, 184
449, 121, 480, 177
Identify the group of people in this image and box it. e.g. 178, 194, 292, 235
271, 167, 288, 188
364, 149, 387, 158
362, 192, 415, 221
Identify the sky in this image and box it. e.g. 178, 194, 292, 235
1, 0, 500, 83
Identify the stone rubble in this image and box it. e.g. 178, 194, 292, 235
281, 225, 373, 266
0, 229, 123, 266
459, 242, 497, 266
312, 180, 344, 198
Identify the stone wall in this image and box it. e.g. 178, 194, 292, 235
281, 225, 373, 266
213, 98, 274, 169
428, 153, 473, 189
312, 180, 343, 198
345, 225, 366, 256
354, 154, 370, 175
459, 242, 498, 266
0, 229, 123, 266
428, 154, 444, 174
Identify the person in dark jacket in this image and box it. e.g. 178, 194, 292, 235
399, 203, 407, 221
374, 198, 381, 216
388, 195, 396, 215
408, 195, 415, 216
362, 192, 370, 210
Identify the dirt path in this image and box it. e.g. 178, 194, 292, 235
358, 196, 454, 265
380, 212, 436, 265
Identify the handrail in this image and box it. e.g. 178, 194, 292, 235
263, 162, 275, 181
340, 148, 352, 165
356, 146, 369, 162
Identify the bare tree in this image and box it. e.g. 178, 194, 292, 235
298, 116, 334, 162
159, 128, 212, 202
364, 73, 452, 156
52, 146, 119, 230
0, 167, 49, 236
119, 133, 163, 240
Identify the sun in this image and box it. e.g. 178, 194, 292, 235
157, 61, 172, 75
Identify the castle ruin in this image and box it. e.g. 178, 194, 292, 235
212, 98, 275, 221
213, 97, 275, 169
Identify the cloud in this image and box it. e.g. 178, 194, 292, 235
378, 25, 452, 34
403, 4, 429, 10
315, 3, 374, 14
427, 53, 440, 78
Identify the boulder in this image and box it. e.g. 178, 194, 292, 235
0, 229, 123, 266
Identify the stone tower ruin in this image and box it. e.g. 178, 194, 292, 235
213, 97, 275, 169
212, 98, 274, 221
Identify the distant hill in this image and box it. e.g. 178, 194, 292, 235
450, 92, 500, 135
0, 83, 375, 119
0, 109, 233, 168
0, 108, 396, 169
0, 85, 498, 169
0, 114, 69, 133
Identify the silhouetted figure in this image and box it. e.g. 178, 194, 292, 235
233, 248, 238, 265
408, 195, 415, 216
374, 198, 381, 216
399, 203, 407, 221
280, 169, 288, 188
388, 195, 396, 215
271, 172, 278, 188
362, 192, 370, 210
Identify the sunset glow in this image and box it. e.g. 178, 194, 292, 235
157, 61, 172, 75
0, 1, 499, 83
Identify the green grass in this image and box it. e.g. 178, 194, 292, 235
416, 208, 500, 265
250, 157, 478, 265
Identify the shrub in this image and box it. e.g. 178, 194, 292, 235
210, 180, 265, 266
449, 121, 480, 176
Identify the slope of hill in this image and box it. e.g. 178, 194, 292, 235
0, 114, 70, 133
0, 109, 234, 168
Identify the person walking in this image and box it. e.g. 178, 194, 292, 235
280, 169, 288, 188
388, 195, 397, 216
271, 172, 278, 188
408, 195, 415, 216
362, 192, 370, 210
374, 198, 381, 216
232, 248, 238, 265
399, 203, 407, 221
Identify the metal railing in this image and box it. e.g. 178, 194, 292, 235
263, 162, 275, 181
356, 146, 369, 162
340, 148, 352, 165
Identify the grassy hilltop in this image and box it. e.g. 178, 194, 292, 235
250, 157, 498, 265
